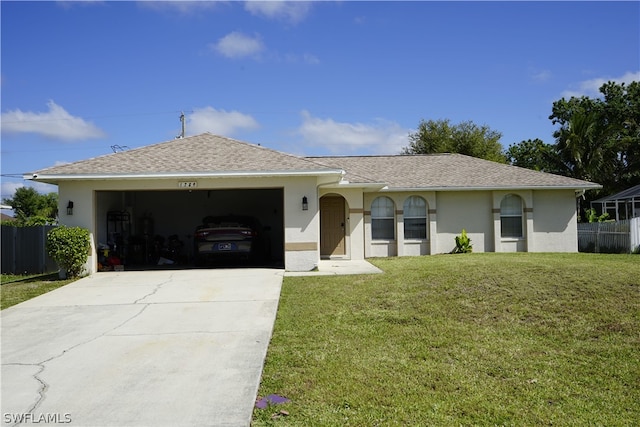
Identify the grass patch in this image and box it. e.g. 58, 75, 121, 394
253, 253, 640, 425
1, 272, 76, 310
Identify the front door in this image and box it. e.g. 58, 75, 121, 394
320, 196, 346, 257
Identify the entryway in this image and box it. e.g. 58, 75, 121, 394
320, 195, 346, 258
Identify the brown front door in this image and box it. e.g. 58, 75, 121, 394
320, 196, 346, 257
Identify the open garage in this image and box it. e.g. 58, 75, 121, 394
95, 188, 284, 270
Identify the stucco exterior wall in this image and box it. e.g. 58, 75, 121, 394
434, 191, 494, 254
530, 189, 578, 252
57, 181, 98, 275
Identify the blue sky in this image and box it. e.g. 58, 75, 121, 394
1, 1, 639, 202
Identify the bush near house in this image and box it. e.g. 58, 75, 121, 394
46, 226, 90, 278
451, 228, 473, 253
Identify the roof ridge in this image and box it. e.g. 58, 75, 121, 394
305, 153, 455, 159
196, 133, 342, 170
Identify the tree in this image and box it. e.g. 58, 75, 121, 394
549, 80, 640, 196
2, 187, 58, 226
505, 138, 562, 173
403, 119, 506, 163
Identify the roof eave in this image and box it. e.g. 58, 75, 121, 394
379, 184, 603, 192
26, 169, 345, 183
319, 181, 388, 191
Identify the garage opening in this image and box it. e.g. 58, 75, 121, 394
95, 188, 284, 270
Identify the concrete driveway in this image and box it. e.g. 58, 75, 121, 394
1, 268, 283, 427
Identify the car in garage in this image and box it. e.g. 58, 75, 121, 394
194, 215, 269, 265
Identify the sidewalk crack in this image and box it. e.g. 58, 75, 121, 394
133, 273, 175, 304
7, 304, 150, 418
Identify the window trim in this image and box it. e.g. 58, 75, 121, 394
371, 196, 395, 240
403, 196, 427, 240
500, 194, 524, 239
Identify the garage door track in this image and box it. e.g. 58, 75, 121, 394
1, 269, 283, 427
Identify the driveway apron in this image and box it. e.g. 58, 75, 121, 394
1, 269, 284, 427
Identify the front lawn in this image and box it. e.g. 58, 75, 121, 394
253, 253, 640, 425
1, 273, 76, 310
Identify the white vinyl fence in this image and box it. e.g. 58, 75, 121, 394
578, 217, 640, 254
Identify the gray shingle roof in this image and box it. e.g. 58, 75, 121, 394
307, 154, 600, 190
31, 133, 336, 176
30, 133, 599, 190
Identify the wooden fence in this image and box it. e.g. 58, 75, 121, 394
1, 225, 58, 275
578, 217, 640, 254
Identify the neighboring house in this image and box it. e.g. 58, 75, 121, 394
25, 133, 600, 273
590, 184, 640, 221
1, 205, 15, 222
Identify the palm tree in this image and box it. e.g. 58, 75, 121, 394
554, 110, 612, 182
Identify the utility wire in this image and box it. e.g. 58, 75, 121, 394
1, 110, 191, 124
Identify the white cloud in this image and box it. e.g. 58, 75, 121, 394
283, 52, 320, 65
187, 107, 259, 136
244, 1, 312, 24
211, 31, 264, 59
138, 0, 221, 14
56, 1, 106, 9
561, 71, 640, 98
1, 181, 24, 202
296, 111, 410, 155
1, 100, 106, 141
302, 53, 320, 65
531, 69, 552, 83
1, 181, 57, 203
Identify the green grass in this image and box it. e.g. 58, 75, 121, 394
1, 273, 76, 310
253, 253, 640, 426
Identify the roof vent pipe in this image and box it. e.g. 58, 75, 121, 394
177, 111, 185, 139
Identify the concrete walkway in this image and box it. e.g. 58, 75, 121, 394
1, 269, 283, 427
285, 259, 383, 277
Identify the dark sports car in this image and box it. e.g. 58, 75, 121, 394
194, 215, 267, 265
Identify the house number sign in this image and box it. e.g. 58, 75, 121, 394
178, 181, 198, 188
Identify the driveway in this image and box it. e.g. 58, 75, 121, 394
1, 268, 283, 427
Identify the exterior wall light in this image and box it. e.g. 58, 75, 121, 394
67, 201, 74, 215
302, 196, 308, 211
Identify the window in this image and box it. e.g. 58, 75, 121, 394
500, 194, 523, 238
403, 196, 427, 239
371, 196, 395, 240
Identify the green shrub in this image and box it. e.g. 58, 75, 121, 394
46, 226, 90, 278
584, 208, 610, 223
452, 228, 473, 253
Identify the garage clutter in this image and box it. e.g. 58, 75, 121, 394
99, 211, 186, 271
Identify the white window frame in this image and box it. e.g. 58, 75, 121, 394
500, 194, 524, 239
403, 196, 427, 240
371, 196, 395, 240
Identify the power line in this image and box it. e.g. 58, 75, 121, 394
0, 110, 190, 124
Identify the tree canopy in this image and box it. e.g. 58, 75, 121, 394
2, 187, 58, 226
505, 138, 562, 174
402, 119, 506, 163
549, 81, 639, 194
507, 80, 639, 200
